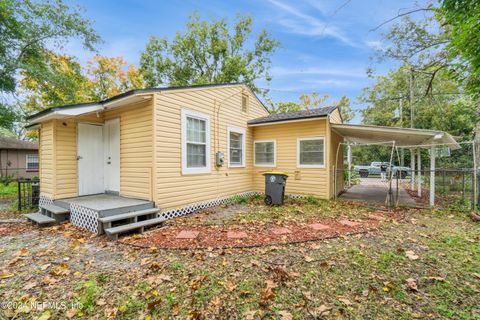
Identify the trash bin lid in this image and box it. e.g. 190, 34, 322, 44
262, 171, 289, 177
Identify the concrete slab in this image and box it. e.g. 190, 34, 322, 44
308, 223, 331, 231
339, 219, 361, 227
340, 178, 417, 207
227, 231, 248, 239
271, 227, 292, 235
176, 230, 200, 239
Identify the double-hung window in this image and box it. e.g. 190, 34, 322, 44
26, 154, 39, 171
297, 137, 325, 168
254, 140, 276, 167
182, 109, 211, 174
228, 127, 245, 167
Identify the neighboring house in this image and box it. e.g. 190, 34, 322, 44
0, 136, 39, 179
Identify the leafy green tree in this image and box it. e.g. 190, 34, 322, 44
0, 0, 100, 95
270, 93, 354, 122
19, 54, 145, 115
270, 101, 301, 114
139, 13, 279, 95
0, 105, 19, 132
0, 0, 100, 135
441, 0, 480, 93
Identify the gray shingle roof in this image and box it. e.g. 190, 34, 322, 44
0, 136, 38, 150
248, 106, 338, 125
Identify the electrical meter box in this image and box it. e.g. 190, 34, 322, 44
216, 152, 224, 167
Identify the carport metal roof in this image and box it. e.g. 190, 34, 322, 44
331, 123, 461, 150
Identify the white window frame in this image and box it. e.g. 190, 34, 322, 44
26, 154, 39, 171
181, 109, 211, 174
227, 127, 246, 168
297, 137, 326, 168
254, 140, 276, 167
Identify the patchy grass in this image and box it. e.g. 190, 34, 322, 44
0, 182, 16, 199
0, 209, 479, 319
169, 196, 377, 227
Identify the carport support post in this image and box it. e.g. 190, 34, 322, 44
347, 144, 352, 187
430, 145, 436, 208
417, 149, 422, 197
410, 149, 416, 191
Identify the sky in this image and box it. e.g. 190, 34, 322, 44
63, 0, 428, 123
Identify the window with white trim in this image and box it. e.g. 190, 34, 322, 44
26, 154, 39, 171
297, 137, 325, 168
254, 140, 276, 167
227, 127, 245, 167
182, 109, 211, 174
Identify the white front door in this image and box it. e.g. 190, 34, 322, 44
104, 118, 120, 193
77, 123, 104, 196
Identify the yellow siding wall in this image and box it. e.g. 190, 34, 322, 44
154, 86, 268, 211
104, 100, 154, 200
39, 121, 55, 197
330, 108, 342, 124
38, 101, 153, 200
54, 119, 78, 198
252, 120, 330, 198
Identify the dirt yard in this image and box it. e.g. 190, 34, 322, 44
0, 200, 479, 319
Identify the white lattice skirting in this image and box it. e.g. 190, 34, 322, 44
69, 203, 99, 233
39, 194, 54, 207
159, 191, 259, 220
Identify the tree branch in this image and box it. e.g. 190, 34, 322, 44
370, 7, 435, 32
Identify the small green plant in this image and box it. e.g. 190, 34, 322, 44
0, 175, 14, 186
75, 279, 103, 313
305, 195, 320, 205
231, 194, 248, 204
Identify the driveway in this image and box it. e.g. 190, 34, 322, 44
340, 178, 418, 207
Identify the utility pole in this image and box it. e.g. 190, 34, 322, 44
409, 66, 416, 190
409, 66, 415, 129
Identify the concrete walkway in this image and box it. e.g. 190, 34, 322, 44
340, 178, 417, 207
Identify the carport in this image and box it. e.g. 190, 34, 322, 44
331, 124, 463, 208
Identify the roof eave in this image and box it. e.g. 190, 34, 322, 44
248, 115, 328, 127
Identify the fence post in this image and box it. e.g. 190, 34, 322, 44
17, 180, 21, 211
430, 146, 436, 208
442, 169, 446, 194
417, 149, 422, 197
411, 149, 415, 191
473, 141, 478, 211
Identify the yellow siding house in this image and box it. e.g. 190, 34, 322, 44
26, 83, 344, 229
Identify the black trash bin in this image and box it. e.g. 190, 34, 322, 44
263, 172, 288, 205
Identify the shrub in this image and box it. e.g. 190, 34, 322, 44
230, 194, 248, 204
0, 175, 14, 186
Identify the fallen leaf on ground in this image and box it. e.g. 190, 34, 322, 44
279, 310, 293, 320
426, 276, 445, 282
15, 248, 29, 257
405, 250, 419, 260
96, 299, 106, 306
406, 278, 419, 291
37, 310, 51, 320
0, 272, 14, 279
65, 309, 77, 319
304, 256, 314, 262
338, 297, 352, 306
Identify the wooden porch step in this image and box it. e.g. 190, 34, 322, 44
99, 208, 159, 223
105, 216, 166, 240
25, 212, 56, 226
40, 204, 69, 215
